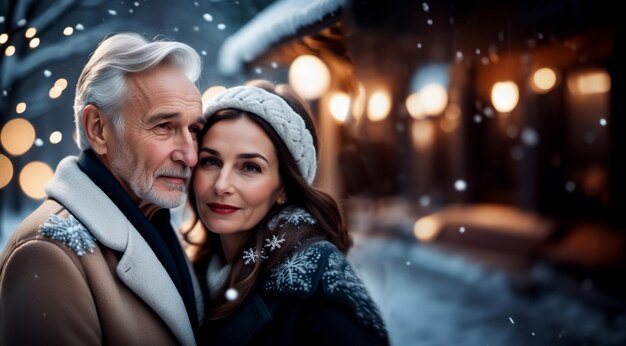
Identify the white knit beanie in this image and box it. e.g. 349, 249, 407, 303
203, 86, 317, 184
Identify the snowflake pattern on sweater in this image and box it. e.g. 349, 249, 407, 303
268, 206, 316, 231
39, 214, 96, 256
263, 241, 387, 337
323, 251, 387, 337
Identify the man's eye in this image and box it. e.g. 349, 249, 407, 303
189, 126, 202, 138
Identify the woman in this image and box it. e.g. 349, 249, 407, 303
187, 80, 389, 345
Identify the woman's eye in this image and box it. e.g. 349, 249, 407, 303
199, 157, 221, 168
242, 163, 261, 173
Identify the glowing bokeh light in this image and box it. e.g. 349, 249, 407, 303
1, 118, 36, 155
29, 37, 40, 48
0, 154, 13, 189
19, 161, 53, 200
420, 83, 448, 115
288, 55, 331, 100
5, 45, 15, 56
568, 70, 611, 95
0, 33, 8, 44
532, 67, 557, 93
49, 131, 63, 144
16, 102, 26, 114
491, 81, 519, 113
413, 216, 441, 242
54, 78, 68, 90
367, 89, 391, 122
406, 92, 425, 120
411, 119, 435, 149
25, 27, 37, 38
49, 86, 62, 99
63, 27, 74, 36
329, 92, 351, 123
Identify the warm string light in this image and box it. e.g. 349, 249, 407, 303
288, 55, 331, 100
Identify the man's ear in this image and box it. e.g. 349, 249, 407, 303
83, 104, 111, 155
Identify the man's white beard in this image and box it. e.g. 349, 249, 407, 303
111, 136, 190, 209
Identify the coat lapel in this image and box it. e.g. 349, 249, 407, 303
46, 156, 196, 346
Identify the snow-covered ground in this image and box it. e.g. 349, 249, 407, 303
349, 236, 626, 346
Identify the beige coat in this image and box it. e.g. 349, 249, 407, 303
0, 156, 203, 346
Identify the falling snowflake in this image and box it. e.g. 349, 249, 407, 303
108, 9, 117, 16
454, 179, 467, 191
39, 214, 96, 256
509, 316, 515, 324
44, 70, 51, 77
225, 288, 238, 301
75, 23, 85, 30
521, 127, 539, 147
203, 13, 213, 22
217, 23, 226, 30
264, 234, 286, 251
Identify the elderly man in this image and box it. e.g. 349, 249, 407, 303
0, 33, 205, 345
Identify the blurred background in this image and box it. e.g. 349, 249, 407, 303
1, 0, 625, 345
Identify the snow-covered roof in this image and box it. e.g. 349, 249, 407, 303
217, 0, 345, 75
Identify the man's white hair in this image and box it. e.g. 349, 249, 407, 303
73, 32, 202, 149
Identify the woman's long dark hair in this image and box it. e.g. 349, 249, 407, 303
185, 80, 351, 320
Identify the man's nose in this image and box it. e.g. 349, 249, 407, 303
171, 128, 198, 167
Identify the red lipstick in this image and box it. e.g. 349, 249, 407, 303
209, 203, 240, 215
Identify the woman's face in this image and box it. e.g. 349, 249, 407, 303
193, 116, 285, 238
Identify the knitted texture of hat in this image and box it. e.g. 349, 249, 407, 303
203, 86, 317, 184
